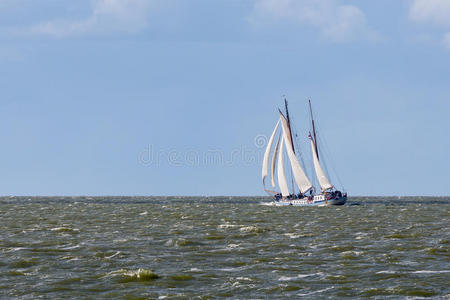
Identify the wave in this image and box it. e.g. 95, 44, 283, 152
105, 268, 160, 282
279, 272, 324, 281
49, 227, 79, 233
411, 270, 450, 274
297, 286, 334, 296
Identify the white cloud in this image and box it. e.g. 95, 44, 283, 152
248, 0, 377, 43
409, 0, 450, 51
409, 0, 450, 27
30, 0, 153, 37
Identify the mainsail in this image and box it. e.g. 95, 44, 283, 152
277, 138, 290, 196
310, 139, 333, 191
262, 120, 280, 187
271, 135, 281, 187
279, 114, 313, 194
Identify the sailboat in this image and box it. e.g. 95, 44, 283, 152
262, 99, 347, 206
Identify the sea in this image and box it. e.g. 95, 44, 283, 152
1, 196, 449, 299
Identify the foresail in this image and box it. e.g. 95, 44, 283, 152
310, 139, 333, 191
277, 139, 290, 197
279, 114, 313, 194
271, 135, 281, 188
262, 120, 280, 187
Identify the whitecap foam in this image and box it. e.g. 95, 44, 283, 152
376, 270, 397, 274
219, 266, 249, 272
283, 233, 300, 239
297, 286, 333, 296
105, 251, 121, 259
50, 227, 79, 232
61, 256, 80, 261
259, 202, 275, 206
7, 247, 28, 252
66, 242, 85, 249
218, 223, 238, 229
189, 268, 202, 272
279, 273, 323, 281
341, 251, 362, 256
113, 238, 128, 243
411, 270, 450, 274
239, 226, 258, 232
236, 277, 252, 281
279, 276, 296, 281
355, 232, 369, 240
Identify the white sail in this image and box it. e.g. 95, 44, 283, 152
310, 139, 333, 191
262, 120, 280, 187
271, 135, 281, 187
277, 139, 290, 197
279, 114, 313, 194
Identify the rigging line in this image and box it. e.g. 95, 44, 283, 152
315, 122, 345, 191
313, 117, 331, 179
311, 115, 332, 182
306, 103, 318, 190
320, 135, 344, 191
316, 129, 331, 181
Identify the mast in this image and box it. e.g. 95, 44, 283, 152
309, 99, 319, 161
283, 98, 296, 194
284, 98, 295, 154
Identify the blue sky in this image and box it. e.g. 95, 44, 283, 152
0, 0, 449, 196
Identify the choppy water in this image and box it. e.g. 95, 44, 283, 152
1, 196, 449, 299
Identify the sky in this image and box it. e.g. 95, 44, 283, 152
0, 0, 449, 196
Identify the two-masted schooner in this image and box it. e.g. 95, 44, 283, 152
262, 99, 347, 206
